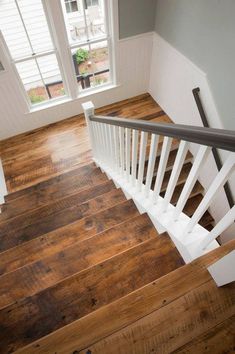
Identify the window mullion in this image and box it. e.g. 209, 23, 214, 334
42, 0, 78, 99
13, 0, 35, 55
81, 0, 90, 41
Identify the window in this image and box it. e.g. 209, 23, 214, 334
0, 0, 114, 108
61, 0, 111, 91
0, 0, 66, 106
65, 0, 79, 13
84, 0, 99, 9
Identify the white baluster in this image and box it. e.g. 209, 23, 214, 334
183, 154, 235, 236
163, 140, 189, 210
108, 124, 115, 169
125, 128, 131, 181
103, 124, 110, 165
152, 137, 173, 204
174, 145, 211, 220
137, 132, 148, 192
200, 206, 235, 250
100, 124, 106, 164
119, 127, 125, 176
131, 129, 139, 185
98, 123, 104, 161
113, 126, 120, 172
145, 134, 159, 197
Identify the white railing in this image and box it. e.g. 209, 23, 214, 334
0, 158, 7, 212
82, 101, 235, 264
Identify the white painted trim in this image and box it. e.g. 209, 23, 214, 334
0, 159, 7, 206
208, 250, 235, 286
119, 31, 154, 43
29, 83, 120, 114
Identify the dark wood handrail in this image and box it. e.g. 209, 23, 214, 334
90, 115, 235, 153
192, 87, 234, 208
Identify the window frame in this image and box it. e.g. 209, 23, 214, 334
0, 0, 69, 109
65, 0, 115, 95
0, 0, 117, 111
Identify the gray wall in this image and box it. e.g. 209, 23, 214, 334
119, 0, 156, 39
154, 0, 235, 129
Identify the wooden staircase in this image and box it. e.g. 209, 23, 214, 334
0, 94, 234, 353
0, 162, 185, 353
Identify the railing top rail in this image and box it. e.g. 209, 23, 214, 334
90, 115, 235, 152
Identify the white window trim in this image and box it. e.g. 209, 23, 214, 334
1, 0, 118, 112
40, 0, 118, 110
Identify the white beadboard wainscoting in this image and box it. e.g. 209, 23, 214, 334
149, 32, 235, 243
0, 32, 153, 140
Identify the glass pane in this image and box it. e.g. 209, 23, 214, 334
16, 59, 48, 104
71, 40, 109, 91
87, 1, 106, 40
0, 0, 54, 60
37, 54, 66, 99
90, 40, 110, 87
71, 1, 78, 12
61, 0, 106, 44
16, 54, 65, 104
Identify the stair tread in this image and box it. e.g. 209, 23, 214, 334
13, 240, 235, 354
142, 149, 193, 179
0, 188, 126, 253
1, 163, 107, 219
0, 213, 157, 309
183, 194, 214, 227
150, 162, 192, 192
0, 235, 184, 353
160, 180, 203, 205
5, 162, 98, 201
0, 180, 116, 232
0, 199, 139, 275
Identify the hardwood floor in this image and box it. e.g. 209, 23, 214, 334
0, 93, 169, 193
0, 94, 234, 353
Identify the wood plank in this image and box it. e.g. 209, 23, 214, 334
0, 188, 126, 252
1, 94, 166, 192
0, 236, 184, 353
4, 162, 99, 203
183, 194, 214, 227
0, 200, 139, 276
15, 240, 235, 354
0, 213, 157, 308
80, 280, 235, 354
1, 166, 107, 220
0, 180, 115, 233
173, 316, 235, 354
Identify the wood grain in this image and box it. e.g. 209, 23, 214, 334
0, 236, 183, 353
0, 199, 139, 276
173, 315, 235, 354
0, 213, 157, 308
80, 280, 235, 354
0, 188, 126, 252
15, 240, 235, 354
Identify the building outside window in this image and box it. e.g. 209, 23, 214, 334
65, 0, 79, 13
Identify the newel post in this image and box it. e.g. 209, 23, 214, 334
82, 101, 96, 155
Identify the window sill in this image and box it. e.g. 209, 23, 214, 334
28, 83, 120, 114
77, 83, 120, 99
